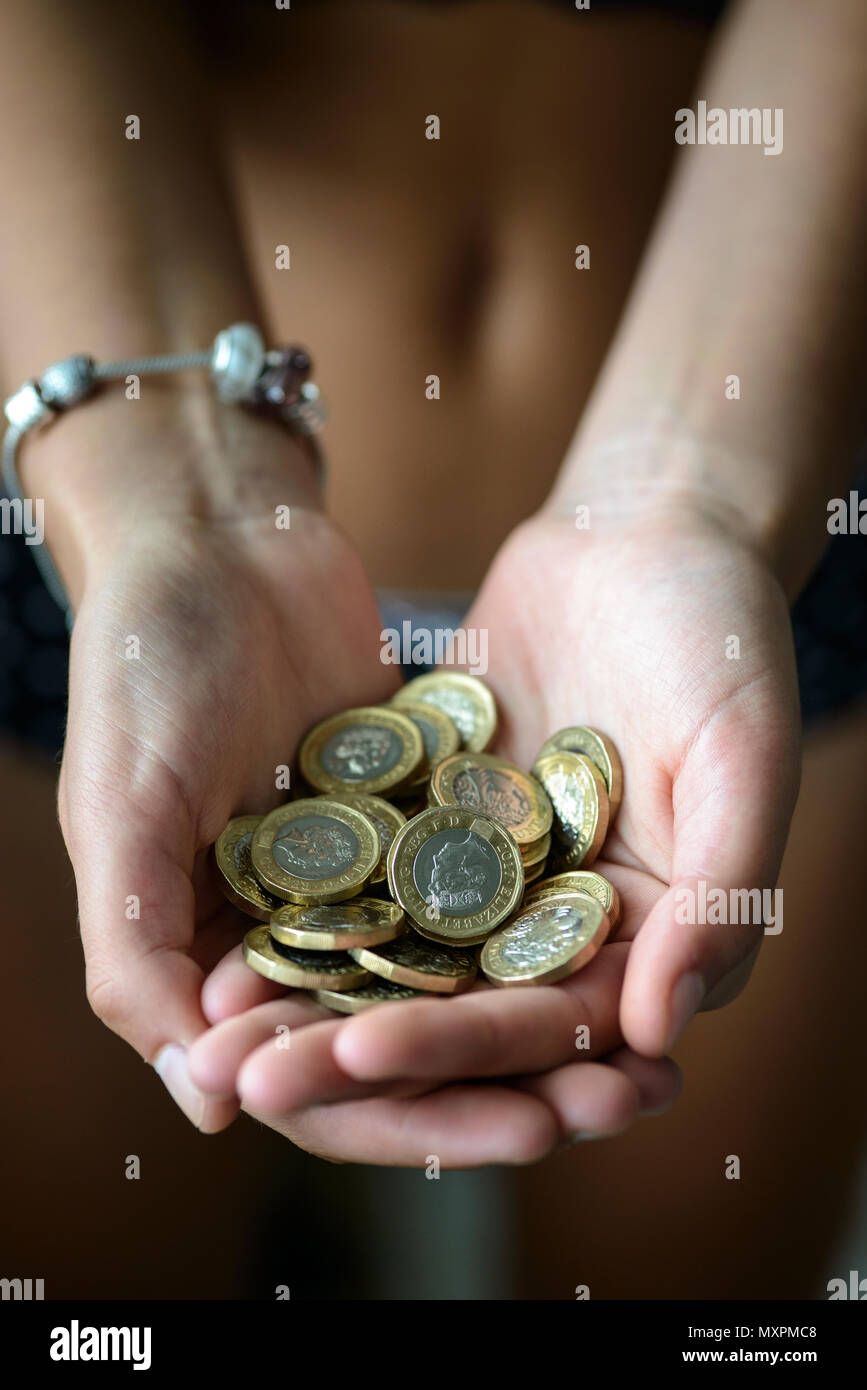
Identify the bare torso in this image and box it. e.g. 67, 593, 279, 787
217, 1, 709, 588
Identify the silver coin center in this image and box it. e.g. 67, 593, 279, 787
498, 903, 587, 968
272, 814, 360, 880
321, 724, 403, 782
421, 690, 473, 741
413, 828, 502, 917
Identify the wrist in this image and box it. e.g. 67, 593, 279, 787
16, 380, 322, 603
546, 426, 807, 596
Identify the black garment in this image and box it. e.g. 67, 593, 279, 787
2, 480, 866, 755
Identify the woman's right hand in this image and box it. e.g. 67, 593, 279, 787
22, 393, 387, 1128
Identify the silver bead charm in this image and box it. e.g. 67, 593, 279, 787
4, 381, 54, 432
211, 323, 266, 403
39, 354, 96, 410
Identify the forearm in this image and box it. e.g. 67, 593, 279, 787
551, 0, 867, 597
0, 0, 315, 599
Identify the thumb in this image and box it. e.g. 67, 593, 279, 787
620, 695, 800, 1056
59, 754, 240, 1134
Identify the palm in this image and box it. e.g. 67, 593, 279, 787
463, 511, 801, 1049
60, 512, 399, 1114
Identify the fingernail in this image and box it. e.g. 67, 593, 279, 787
154, 1044, 205, 1129
558, 1132, 607, 1148
665, 971, 705, 1051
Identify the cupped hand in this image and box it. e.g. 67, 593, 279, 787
252, 502, 800, 1158
59, 501, 399, 1130
451, 505, 800, 1060
187, 506, 770, 1162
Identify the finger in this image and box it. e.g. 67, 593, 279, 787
201, 940, 291, 1023
151, 1044, 240, 1134
187, 994, 332, 1099
66, 802, 241, 1133
515, 1050, 680, 1141
236, 1016, 426, 1113
333, 942, 629, 1082
66, 798, 204, 1052
59, 618, 243, 1131
621, 682, 800, 1055
603, 1046, 682, 1115
515, 1061, 641, 1139
248, 1084, 559, 1167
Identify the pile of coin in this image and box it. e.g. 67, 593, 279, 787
213, 673, 624, 1010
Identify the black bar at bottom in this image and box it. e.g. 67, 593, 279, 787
0, 1297, 862, 1375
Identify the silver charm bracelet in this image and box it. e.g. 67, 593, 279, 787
1, 322, 326, 625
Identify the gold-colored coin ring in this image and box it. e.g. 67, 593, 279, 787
520, 832, 552, 867
532, 750, 609, 869
523, 861, 547, 886
320, 791, 406, 884
480, 893, 610, 988
537, 726, 623, 821
394, 699, 461, 789
311, 979, 432, 1013
214, 815, 287, 921
392, 672, 497, 753
524, 870, 621, 930
251, 798, 379, 904
299, 706, 424, 797
430, 752, 553, 846
349, 930, 478, 995
270, 897, 405, 951
387, 805, 524, 947
243, 925, 371, 990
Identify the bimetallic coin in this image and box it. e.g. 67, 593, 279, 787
242, 925, 371, 989
270, 897, 405, 950
537, 727, 623, 820
387, 805, 523, 946
349, 929, 477, 994
214, 815, 286, 920
251, 799, 379, 904
299, 707, 423, 797
312, 978, 431, 1014
393, 672, 497, 753
524, 870, 621, 929
320, 791, 406, 885
395, 700, 461, 788
430, 752, 553, 847
480, 894, 610, 987
532, 750, 609, 869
